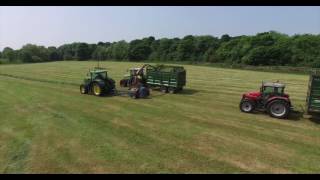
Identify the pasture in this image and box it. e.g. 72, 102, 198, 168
0, 61, 319, 173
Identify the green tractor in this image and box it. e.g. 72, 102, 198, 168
80, 67, 116, 96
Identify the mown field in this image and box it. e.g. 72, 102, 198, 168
0, 61, 320, 173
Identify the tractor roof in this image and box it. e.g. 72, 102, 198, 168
263, 82, 285, 88
90, 67, 107, 74
90, 69, 107, 74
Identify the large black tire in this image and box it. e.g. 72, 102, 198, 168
92, 82, 104, 96
80, 84, 88, 94
139, 86, 150, 98
267, 100, 290, 119
160, 86, 168, 93
239, 99, 255, 113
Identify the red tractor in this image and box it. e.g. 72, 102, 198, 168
239, 82, 292, 119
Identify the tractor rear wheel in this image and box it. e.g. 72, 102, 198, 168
240, 99, 255, 113
80, 85, 88, 94
267, 100, 289, 119
92, 83, 104, 96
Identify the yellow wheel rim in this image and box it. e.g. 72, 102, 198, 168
93, 84, 101, 95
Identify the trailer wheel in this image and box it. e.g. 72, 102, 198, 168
240, 99, 255, 113
80, 84, 88, 94
168, 87, 176, 94
160, 86, 168, 93
267, 100, 289, 119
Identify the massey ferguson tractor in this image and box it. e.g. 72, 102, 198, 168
239, 81, 292, 119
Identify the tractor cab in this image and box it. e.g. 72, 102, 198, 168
120, 67, 146, 88
130, 68, 143, 76
260, 82, 286, 96
123, 68, 144, 78
89, 69, 108, 80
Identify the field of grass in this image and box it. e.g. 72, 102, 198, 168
0, 61, 320, 173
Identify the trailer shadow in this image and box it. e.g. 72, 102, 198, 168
178, 89, 199, 95
150, 88, 199, 95
308, 116, 320, 124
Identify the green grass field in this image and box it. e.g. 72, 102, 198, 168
0, 61, 320, 173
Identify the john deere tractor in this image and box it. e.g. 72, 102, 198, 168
80, 67, 115, 96
239, 81, 293, 119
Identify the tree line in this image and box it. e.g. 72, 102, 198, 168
1, 31, 320, 67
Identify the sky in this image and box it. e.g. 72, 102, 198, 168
0, 6, 319, 50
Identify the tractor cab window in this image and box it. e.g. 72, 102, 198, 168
130, 69, 142, 76
274, 87, 284, 94
262, 86, 284, 95
130, 69, 138, 76
263, 86, 274, 94
98, 72, 107, 79
91, 72, 107, 80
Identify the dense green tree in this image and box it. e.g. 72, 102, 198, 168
128, 39, 152, 61
193, 35, 219, 62
220, 34, 231, 42
2, 47, 17, 61
48, 46, 60, 61
176, 35, 195, 61
1, 32, 319, 67
92, 46, 107, 60
74, 43, 91, 60
19, 44, 49, 62
109, 40, 129, 60
58, 44, 74, 60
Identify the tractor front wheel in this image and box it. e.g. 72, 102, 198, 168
80, 85, 88, 94
92, 83, 104, 96
267, 100, 289, 119
240, 99, 255, 113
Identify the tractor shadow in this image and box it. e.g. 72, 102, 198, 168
250, 110, 303, 121
287, 111, 304, 121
